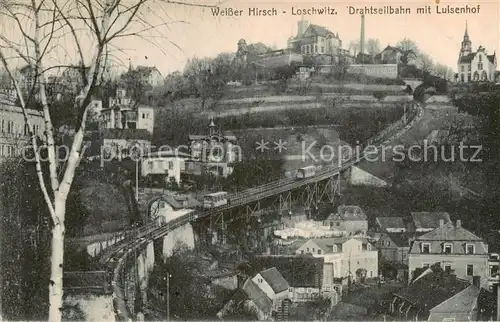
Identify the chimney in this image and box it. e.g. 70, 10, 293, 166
456, 220, 461, 228
439, 219, 444, 227
472, 275, 480, 287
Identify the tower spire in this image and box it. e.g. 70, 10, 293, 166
464, 20, 469, 37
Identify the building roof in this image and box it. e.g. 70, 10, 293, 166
410, 212, 451, 230
153, 194, 201, 210
326, 205, 367, 221
241, 278, 273, 314
385, 232, 410, 248
410, 221, 488, 254
188, 134, 237, 142
307, 237, 347, 254
376, 217, 405, 230
394, 267, 471, 312
145, 150, 191, 159
247, 255, 324, 288
415, 221, 482, 241
431, 284, 481, 315
258, 267, 290, 293
303, 24, 335, 38
102, 128, 152, 141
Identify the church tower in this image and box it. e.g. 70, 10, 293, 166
460, 21, 472, 57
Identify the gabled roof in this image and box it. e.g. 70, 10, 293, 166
248, 255, 324, 288
241, 279, 273, 314
381, 45, 405, 54
431, 284, 481, 315
307, 237, 347, 254
394, 267, 470, 312
385, 233, 410, 248
416, 221, 483, 241
326, 205, 367, 221
258, 267, 290, 293
376, 217, 405, 230
303, 24, 334, 38
410, 212, 451, 230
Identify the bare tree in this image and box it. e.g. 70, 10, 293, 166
348, 40, 359, 57
418, 54, 434, 74
433, 64, 449, 79
396, 38, 420, 54
366, 38, 381, 57
0, 0, 219, 321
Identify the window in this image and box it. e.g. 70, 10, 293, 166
468, 74, 471, 81
387, 241, 391, 246
421, 243, 430, 253
369, 271, 373, 277
24, 124, 28, 136
288, 288, 293, 292
312, 248, 315, 252
317, 249, 322, 255
466, 244, 475, 254
301, 250, 304, 254
444, 264, 452, 273
468, 65, 471, 71
478, 63, 483, 70
467, 264, 474, 276
168, 161, 173, 170
159, 202, 165, 209
402, 252, 407, 260
336, 222, 340, 227
7, 120, 11, 133
142, 113, 145, 119
479, 55, 482, 62
461, 66, 464, 72
423, 264, 430, 269
307, 248, 310, 252
314, 45, 317, 53
258, 278, 263, 283
443, 243, 452, 254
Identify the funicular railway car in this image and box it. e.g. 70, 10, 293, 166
203, 191, 228, 208
296, 165, 316, 179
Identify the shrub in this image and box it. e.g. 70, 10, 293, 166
373, 91, 388, 101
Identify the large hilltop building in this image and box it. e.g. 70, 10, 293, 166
287, 18, 343, 57
457, 21, 497, 83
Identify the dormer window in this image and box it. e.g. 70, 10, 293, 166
421, 243, 430, 254
466, 244, 475, 254
443, 243, 452, 254
479, 55, 482, 62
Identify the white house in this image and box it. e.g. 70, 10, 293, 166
141, 150, 190, 184
252, 267, 290, 309
148, 194, 200, 225
295, 237, 379, 283
457, 23, 497, 83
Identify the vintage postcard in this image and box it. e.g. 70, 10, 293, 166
0, 0, 499, 320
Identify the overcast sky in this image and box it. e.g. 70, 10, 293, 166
1, 0, 498, 76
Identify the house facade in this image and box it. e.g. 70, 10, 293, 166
0, 103, 45, 159
141, 151, 190, 184
457, 22, 497, 83
375, 232, 410, 265
148, 194, 200, 225
188, 118, 239, 177
287, 19, 342, 57
252, 267, 290, 309
102, 88, 154, 134
296, 237, 378, 281
374, 46, 404, 64
323, 205, 368, 235
408, 220, 489, 283
100, 128, 151, 161
135, 65, 164, 87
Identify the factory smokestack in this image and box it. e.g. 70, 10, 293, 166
360, 14, 365, 64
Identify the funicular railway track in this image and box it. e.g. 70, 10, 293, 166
102, 102, 422, 320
